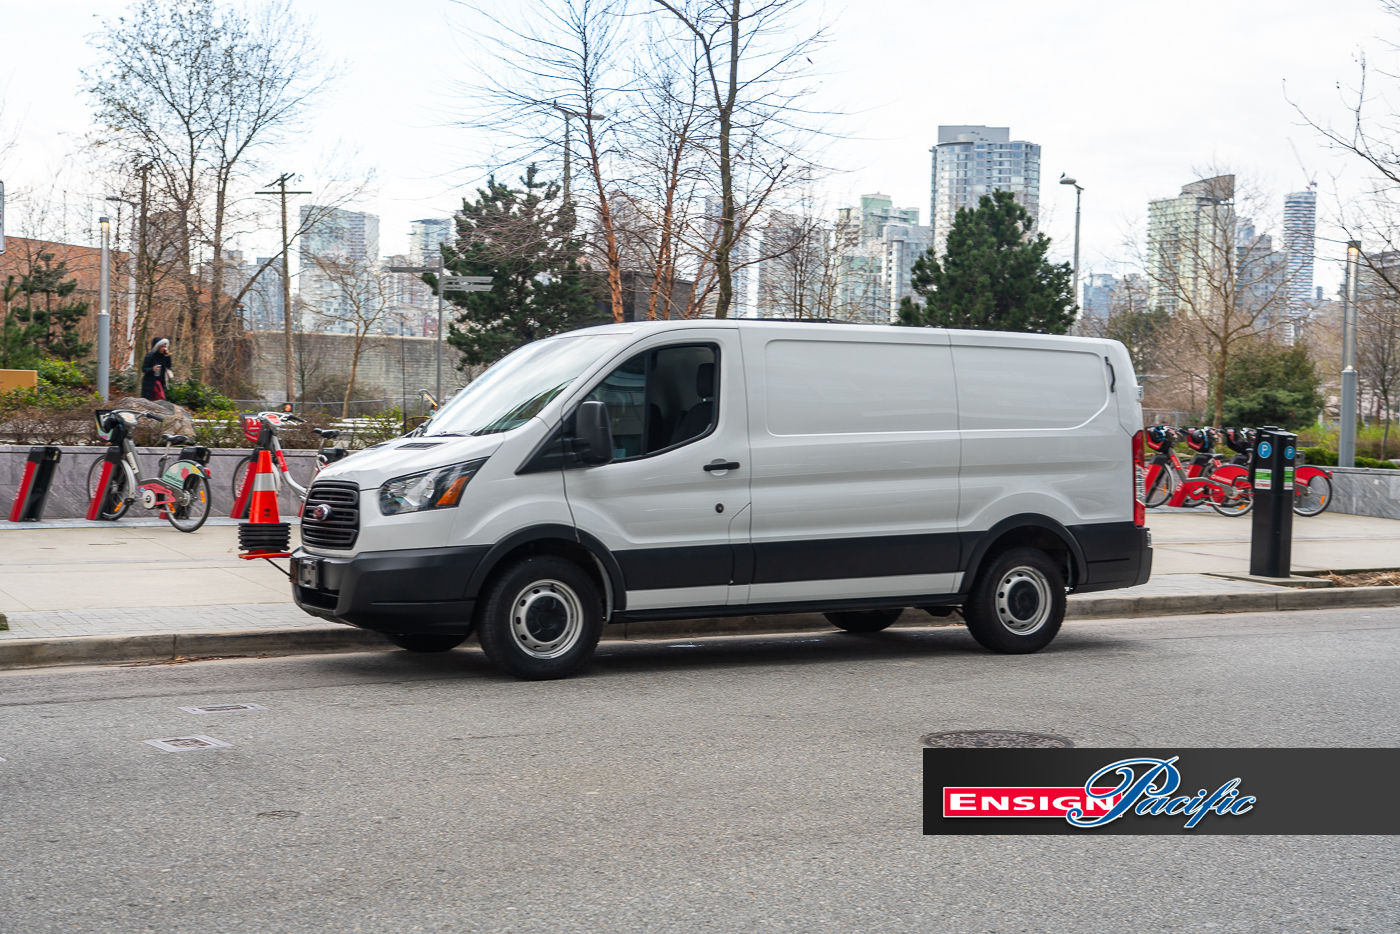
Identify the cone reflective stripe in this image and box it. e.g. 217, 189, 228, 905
247, 449, 280, 524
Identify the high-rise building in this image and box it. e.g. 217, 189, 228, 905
408, 218, 452, 266
298, 206, 380, 332
1146, 175, 1235, 314
1283, 188, 1317, 314
237, 256, 285, 331
928, 126, 1041, 256
1081, 273, 1118, 319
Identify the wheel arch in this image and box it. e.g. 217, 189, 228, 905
961, 514, 1088, 593
463, 524, 626, 616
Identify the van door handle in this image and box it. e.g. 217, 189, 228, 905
704, 461, 741, 472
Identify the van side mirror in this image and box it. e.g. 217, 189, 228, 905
573, 400, 614, 466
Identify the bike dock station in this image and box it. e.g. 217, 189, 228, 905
7, 446, 63, 522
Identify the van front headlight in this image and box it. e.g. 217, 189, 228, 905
378, 459, 487, 516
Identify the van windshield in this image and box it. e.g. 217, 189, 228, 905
420, 334, 625, 437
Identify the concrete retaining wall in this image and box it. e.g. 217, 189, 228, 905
246, 331, 472, 407
0, 445, 320, 521
1326, 466, 1400, 520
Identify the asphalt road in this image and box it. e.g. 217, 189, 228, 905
1, 608, 1397, 934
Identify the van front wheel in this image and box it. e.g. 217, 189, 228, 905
961, 548, 1065, 654
476, 556, 604, 680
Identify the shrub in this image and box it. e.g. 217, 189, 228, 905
1302, 446, 1336, 466
166, 377, 234, 412
36, 358, 90, 391
1356, 456, 1398, 470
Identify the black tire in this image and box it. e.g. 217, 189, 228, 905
230, 455, 254, 519
824, 608, 904, 632
385, 633, 468, 653
1293, 474, 1333, 517
167, 473, 211, 532
961, 547, 1066, 654
476, 556, 604, 680
85, 457, 131, 521
1144, 467, 1175, 508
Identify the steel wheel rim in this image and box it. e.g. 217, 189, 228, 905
994, 566, 1052, 635
510, 579, 584, 659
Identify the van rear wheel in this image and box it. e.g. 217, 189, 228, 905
476, 556, 604, 680
961, 548, 1065, 654
824, 608, 903, 632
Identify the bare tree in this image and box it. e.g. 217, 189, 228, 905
302, 255, 395, 417
1141, 172, 1292, 427
649, 0, 827, 318
85, 0, 332, 384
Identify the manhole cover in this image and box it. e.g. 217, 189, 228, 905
920, 730, 1073, 748
180, 703, 267, 714
143, 735, 233, 752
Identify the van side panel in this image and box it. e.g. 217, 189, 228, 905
951, 334, 1130, 543
742, 329, 963, 604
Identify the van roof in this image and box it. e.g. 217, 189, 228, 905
569, 318, 1115, 349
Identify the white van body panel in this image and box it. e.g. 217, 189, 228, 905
560, 326, 749, 610
740, 324, 963, 605
948, 329, 1130, 531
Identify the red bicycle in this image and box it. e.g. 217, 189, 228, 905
1143, 425, 1333, 517
230, 412, 348, 518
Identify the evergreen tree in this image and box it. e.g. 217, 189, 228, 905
898, 190, 1075, 334
12, 253, 94, 361
0, 275, 45, 369
440, 165, 605, 368
1213, 338, 1324, 430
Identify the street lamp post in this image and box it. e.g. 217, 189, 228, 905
106, 195, 140, 368
552, 103, 605, 205
1059, 174, 1084, 310
387, 262, 493, 404
98, 216, 111, 402
1340, 240, 1362, 468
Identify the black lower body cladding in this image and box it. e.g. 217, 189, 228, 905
1068, 522, 1152, 592
292, 545, 487, 633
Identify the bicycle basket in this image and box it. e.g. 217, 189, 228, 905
94, 409, 115, 442
1146, 425, 1176, 451
1185, 428, 1212, 452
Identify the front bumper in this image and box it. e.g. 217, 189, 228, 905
291, 544, 489, 634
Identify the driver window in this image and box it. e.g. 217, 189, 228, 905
585, 344, 718, 460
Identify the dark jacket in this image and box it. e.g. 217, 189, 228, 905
141, 350, 172, 400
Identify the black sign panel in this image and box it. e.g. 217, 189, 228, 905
924, 748, 1400, 835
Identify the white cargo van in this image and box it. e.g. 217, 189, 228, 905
291, 320, 1150, 679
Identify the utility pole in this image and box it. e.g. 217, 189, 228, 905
98, 216, 111, 402
1340, 240, 1362, 468
256, 174, 311, 404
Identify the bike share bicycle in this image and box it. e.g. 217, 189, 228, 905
85, 408, 214, 532
230, 412, 348, 518
1143, 424, 1333, 518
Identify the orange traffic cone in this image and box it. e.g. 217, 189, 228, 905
238, 449, 290, 556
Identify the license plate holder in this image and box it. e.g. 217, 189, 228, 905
296, 557, 320, 589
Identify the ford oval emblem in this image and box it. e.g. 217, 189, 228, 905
312, 503, 333, 521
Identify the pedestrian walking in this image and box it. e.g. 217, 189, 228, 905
141, 337, 173, 402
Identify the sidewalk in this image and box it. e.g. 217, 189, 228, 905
4, 509, 1400, 665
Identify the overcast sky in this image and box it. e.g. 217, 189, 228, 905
3, 0, 1397, 295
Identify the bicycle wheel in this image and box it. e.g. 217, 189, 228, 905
230, 455, 254, 519
1210, 478, 1253, 517
1293, 474, 1333, 517
1144, 467, 1176, 507
85, 457, 131, 521
167, 474, 211, 533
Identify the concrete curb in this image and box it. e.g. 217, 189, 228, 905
4, 586, 1400, 671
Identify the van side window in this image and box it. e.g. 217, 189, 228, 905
585, 344, 718, 459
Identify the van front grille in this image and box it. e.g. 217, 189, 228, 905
301, 481, 360, 550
